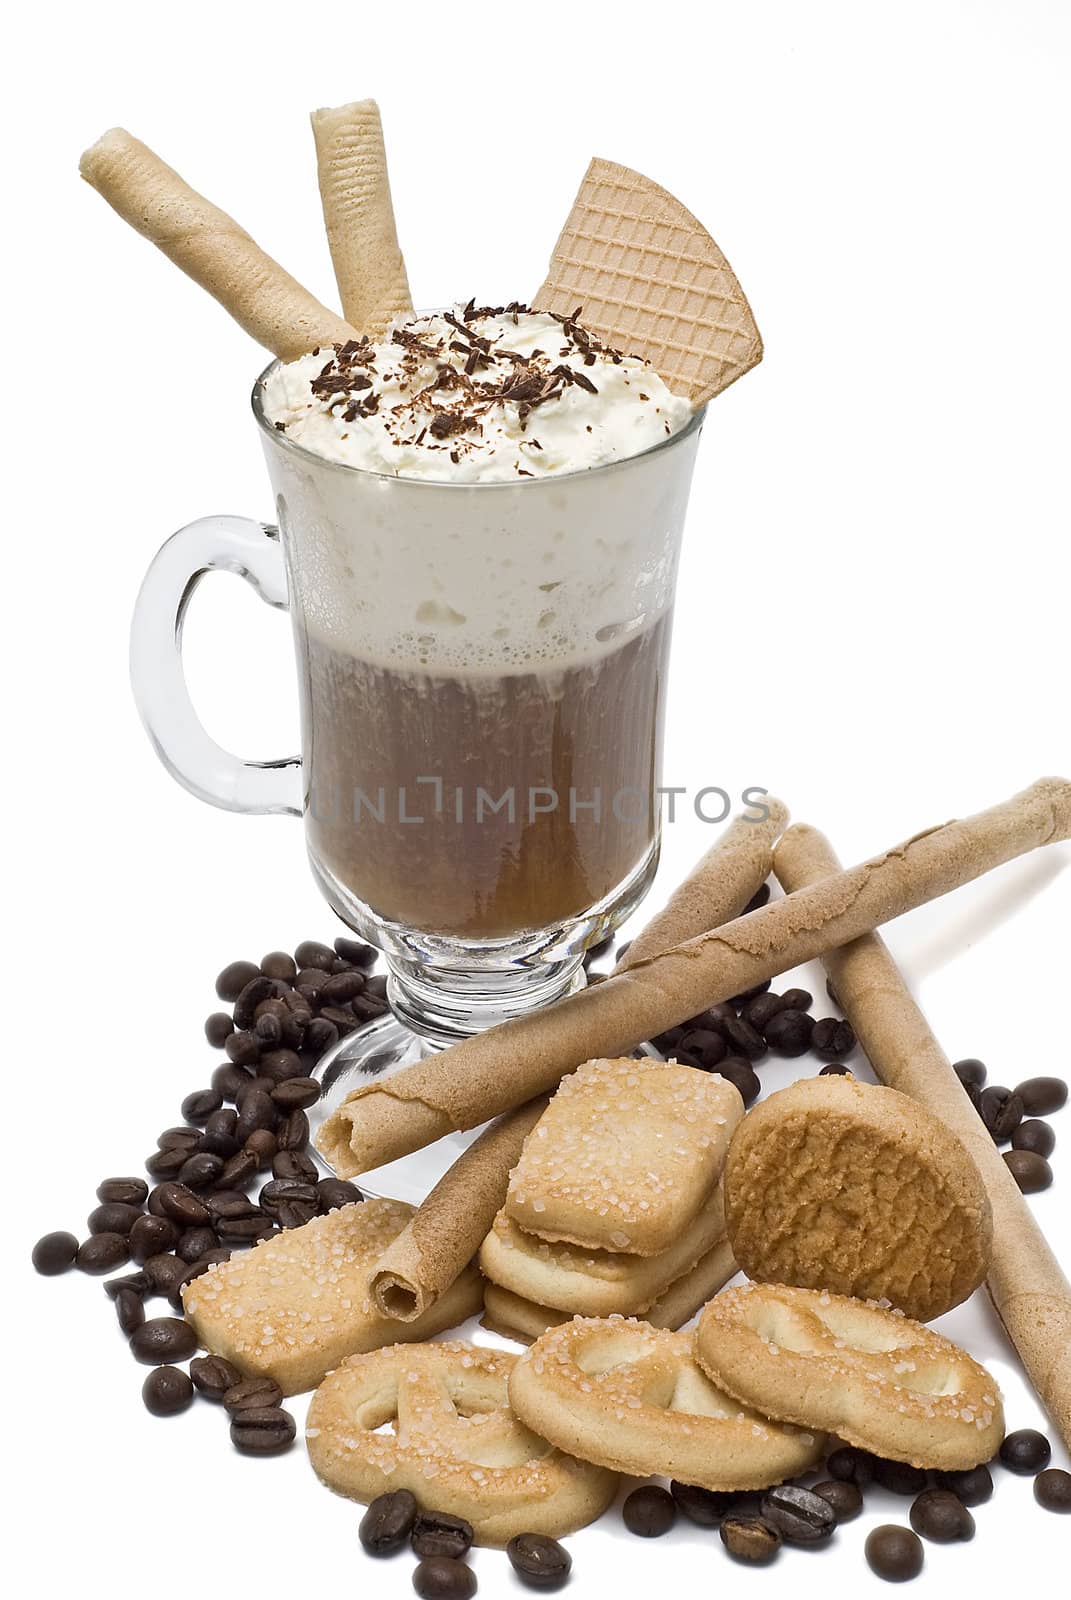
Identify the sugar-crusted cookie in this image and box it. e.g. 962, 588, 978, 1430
481, 1181, 726, 1316
482, 1237, 738, 1344
506, 1058, 743, 1255
696, 1283, 1004, 1469
182, 1198, 482, 1395
508, 1317, 824, 1488
306, 1340, 618, 1544
723, 1076, 992, 1321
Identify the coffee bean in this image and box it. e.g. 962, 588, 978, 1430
271, 1077, 322, 1111
142, 1365, 194, 1416
168, 1254, 228, 1309
216, 959, 262, 1000
176, 1226, 218, 1263
218, 1149, 259, 1190
235, 1089, 276, 1144
318, 970, 367, 1006
865, 1525, 923, 1581
811, 1017, 856, 1058
32, 1231, 79, 1275
258, 1048, 306, 1084
669, 1480, 737, 1526
760, 1484, 836, 1544
233, 976, 277, 1030
412, 1557, 477, 1600
206, 1190, 257, 1220
720, 1515, 781, 1564
1004, 1149, 1053, 1193
216, 1213, 275, 1244
205, 1106, 238, 1137
129, 1316, 198, 1364
275, 1111, 311, 1153
260, 1178, 318, 1212
103, 1270, 152, 1299
295, 939, 336, 971
319, 1004, 359, 1034
157, 1127, 200, 1151
908, 1488, 974, 1542
744, 882, 771, 913
621, 1484, 675, 1537
334, 936, 378, 968
205, 1012, 235, 1047
181, 1088, 222, 1124
96, 1177, 148, 1207
241, 1129, 277, 1170
953, 1058, 987, 1089
999, 1428, 1051, 1473
272, 1149, 318, 1183
1011, 1119, 1056, 1158
261, 950, 298, 982
874, 1458, 929, 1495
145, 1147, 190, 1180
76, 1233, 130, 1274
195, 1128, 240, 1159
190, 1353, 241, 1401
826, 1445, 876, 1486
176, 1152, 225, 1190
211, 1062, 252, 1100
230, 1405, 296, 1454
152, 1183, 211, 1228
764, 1008, 815, 1056
143, 1253, 190, 1295
506, 1532, 571, 1590
717, 1056, 761, 1106
359, 1488, 418, 1555
255, 1012, 284, 1047
296, 969, 329, 999
728, 979, 772, 1006
819, 1062, 853, 1076
305, 1017, 339, 1057
779, 987, 813, 1012
1015, 1076, 1067, 1116
1034, 1468, 1071, 1512
317, 1178, 363, 1213
115, 1285, 146, 1335
87, 1202, 141, 1236
223, 1376, 284, 1412
670, 1049, 704, 1070
961, 1079, 983, 1112
811, 1479, 863, 1522
353, 989, 389, 1020
225, 1031, 262, 1068
742, 993, 784, 1031
980, 1085, 1024, 1141
933, 1464, 993, 1505
412, 1512, 474, 1560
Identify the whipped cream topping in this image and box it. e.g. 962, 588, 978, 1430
261, 303, 693, 482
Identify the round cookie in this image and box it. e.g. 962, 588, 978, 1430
723, 1077, 992, 1321
696, 1283, 1004, 1469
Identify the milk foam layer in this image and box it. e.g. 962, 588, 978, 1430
261, 305, 693, 483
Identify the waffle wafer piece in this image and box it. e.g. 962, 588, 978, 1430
310, 99, 413, 335
509, 1318, 824, 1488
306, 1341, 617, 1544
534, 158, 762, 406
181, 1198, 481, 1395
724, 1076, 992, 1321
696, 1284, 1004, 1470
482, 1238, 739, 1345
482, 1181, 726, 1316
505, 1058, 742, 1255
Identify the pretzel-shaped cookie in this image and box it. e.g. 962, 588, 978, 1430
696, 1284, 1004, 1469
305, 1341, 618, 1544
508, 1317, 825, 1490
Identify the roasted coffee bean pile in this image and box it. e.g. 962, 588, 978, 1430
952, 1058, 1064, 1192
359, 1490, 573, 1593
32, 936, 373, 1448
621, 1429, 1066, 1579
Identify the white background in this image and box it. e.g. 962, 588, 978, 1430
5, 1, 1069, 1595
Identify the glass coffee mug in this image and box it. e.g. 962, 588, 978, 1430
131, 362, 705, 1121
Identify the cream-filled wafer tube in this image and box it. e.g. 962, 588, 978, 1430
310, 99, 413, 335
80, 128, 357, 359
774, 822, 1071, 1453
317, 779, 1071, 1176
614, 797, 787, 971
368, 1097, 547, 1322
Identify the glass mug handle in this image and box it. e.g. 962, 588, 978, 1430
129, 515, 303, 816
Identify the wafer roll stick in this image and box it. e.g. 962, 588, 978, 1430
615, 797, 787, 971
317, 779, 1071, 1178
368, 1098, 547, 1322
365, 800, 784, 1317
80, 128, 357, 359
310, 99, 413, 335
774, 823, 1071, 1453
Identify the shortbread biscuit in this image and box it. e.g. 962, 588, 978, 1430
696, 1283, 1004, 1469
481, 1181, 726, 1315
306, 1340, 617, 1544
724, 1076, 992, 1321
182, 1199, 482, 1395
509, 1317, 824, 1489
482, 1237, 738, 1344
506, 1058, 743, 1255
